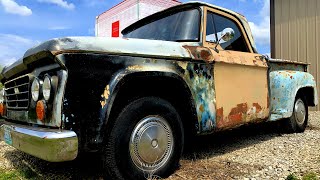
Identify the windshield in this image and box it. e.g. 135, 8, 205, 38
123, 8, 200, 42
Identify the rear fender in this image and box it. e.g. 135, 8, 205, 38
269, 71, 317, 121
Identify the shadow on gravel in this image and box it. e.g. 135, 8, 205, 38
4, 151, 104, 179
3, 121, 284, 180
182, 121, 283, 160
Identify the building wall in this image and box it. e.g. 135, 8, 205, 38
271, 0, 320, 110
96, 0, 180, 37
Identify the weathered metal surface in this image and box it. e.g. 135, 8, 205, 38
211, 50, 268, 67
0, 121, 78, 162
183, 46, 213, 61
269, 59, 308, 72
183, 45, 270, 130
178, 62, 216, 132
269, 70, 318, 121
2, 66, 66, 128
24, 37, 194, 61
116, 59, 216, 132
269, 59, 310, 65
214, 62, 269, 129
182, 45, 267, 67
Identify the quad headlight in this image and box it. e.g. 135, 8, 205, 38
31, 78, 40, 101
42, 75, 52, 101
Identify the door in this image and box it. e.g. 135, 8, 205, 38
204, 8, 270, 129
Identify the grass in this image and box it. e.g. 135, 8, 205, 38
286, 172, 319, 180
302, 172, 319, 180
0, 167, 39, 180
287, 174, 299, 180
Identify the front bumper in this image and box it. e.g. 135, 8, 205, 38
0, 121, 78, 162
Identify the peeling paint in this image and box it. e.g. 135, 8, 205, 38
177, 62, 216, 132
269, 69, 318, 121
214, 61, 269, 129
183, 46, 213, 61
100, 85, 110, 108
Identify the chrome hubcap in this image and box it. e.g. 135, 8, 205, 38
129, 116, 173, 172
295, 99, 306, 126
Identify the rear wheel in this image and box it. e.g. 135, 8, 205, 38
284, 96, 308, 133
103, 97, 184, 179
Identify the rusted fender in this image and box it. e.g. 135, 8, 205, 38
269, 70, 318, 121
99, 60, 215, 134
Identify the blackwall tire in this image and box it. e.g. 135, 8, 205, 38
284, 96, 308, 133
103, 97, 184, 180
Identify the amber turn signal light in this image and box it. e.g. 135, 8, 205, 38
36, 100, 47, 121
0, 103, 6, 116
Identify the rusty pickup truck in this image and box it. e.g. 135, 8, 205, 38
0, 2, 318, 179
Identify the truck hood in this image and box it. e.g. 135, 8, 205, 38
1, 37, 195, 81
24, 36, 194, 58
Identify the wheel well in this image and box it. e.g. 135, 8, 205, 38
107, 74, 198, 138
296, 87, 316, 106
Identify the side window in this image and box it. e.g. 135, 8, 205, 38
206, 13, 217, 43
206, 12, 249, 52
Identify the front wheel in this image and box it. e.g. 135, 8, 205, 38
284, 96, 308, 133
103, 97, 184, 179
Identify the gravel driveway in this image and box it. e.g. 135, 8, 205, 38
1, 112, 320, 179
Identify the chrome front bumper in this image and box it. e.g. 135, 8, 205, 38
0, 121, 78, 162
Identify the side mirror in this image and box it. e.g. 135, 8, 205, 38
221, 28, 235, 42
214, 27, 235, 53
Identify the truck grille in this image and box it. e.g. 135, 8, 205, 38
4, 75, 30, 109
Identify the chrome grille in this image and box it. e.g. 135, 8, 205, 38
4, 75, 30, 109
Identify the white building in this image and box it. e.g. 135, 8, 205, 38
95, 0, 181, 37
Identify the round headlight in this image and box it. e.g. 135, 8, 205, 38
31, 78, 40, 101
43, 76, 51, 101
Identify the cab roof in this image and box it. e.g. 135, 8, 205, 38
122, 1, 258, 53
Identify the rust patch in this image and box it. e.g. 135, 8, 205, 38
253, 60, 257, 64
216, 107, 223, 121
200, 49, 212, 61
228, 103, 248, 122
216, 107, 224, 127
216, 103, 249, 128
183, 45, 213, 61
199, 104, 205, 112
252, 103, 262, 113
211, 50, 268, 67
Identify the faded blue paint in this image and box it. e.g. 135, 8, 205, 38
269, 70, 317, 121
183, 63, 216, 132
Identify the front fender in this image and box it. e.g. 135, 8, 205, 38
269, 70, 317, 120
100, 60, 217, 136
103, 65, 187, 124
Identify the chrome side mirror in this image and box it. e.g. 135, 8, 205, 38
221, 28, 235, 42
214, 27, 235, 53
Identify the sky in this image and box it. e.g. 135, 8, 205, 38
0, 0, 270, 66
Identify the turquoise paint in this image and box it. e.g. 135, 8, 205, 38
184, 63, 216, 132
269, 70, 317, 121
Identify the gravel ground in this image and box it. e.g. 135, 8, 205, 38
1, 112, 320, 179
